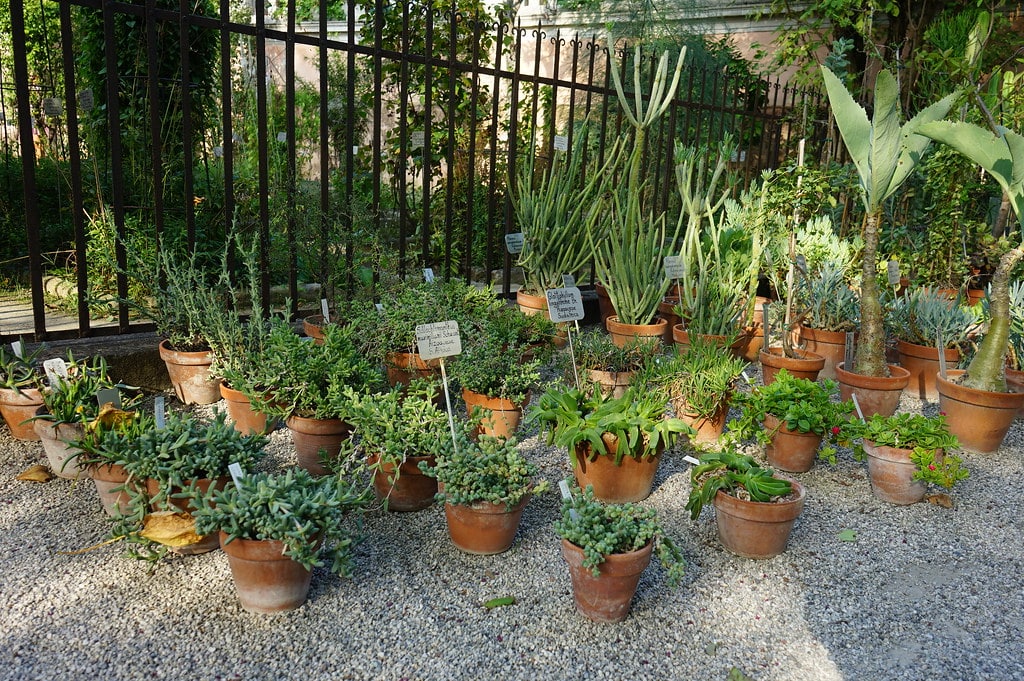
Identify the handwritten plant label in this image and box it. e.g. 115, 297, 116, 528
410, 130, 425, 149
43, 359, 68, 388
557, 479, 573, 501
504, 232, 524, 254
886, 260, 901, 286
663, 255, 685, 280
416, 321, 461, 361
43, 98, 63, 117
423, 268, 435, 284
545, 287, 584, 323
78, 89, 94, 111
96, 387, 121, 410
154, 396, 166, 429
553, 135, 569, 152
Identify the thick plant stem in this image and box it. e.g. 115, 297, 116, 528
964, 246, 1024, 392
854, 211, 888, 377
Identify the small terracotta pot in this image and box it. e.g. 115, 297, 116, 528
896, 340, 960, 401
302, 314, 328, 345
835, 362, 910, 418
462, 388, 528, 440
145, 476, 231, 554
286, 415, 351, 476
594, 283, 616, 328
443, 495, 530, 555
798, 327, 849, 381
713, 480, 805, 559
515, 290, 550, 318
936, 370, 1024, 453
220, 533, 313, 614
384, 351, 441, 389
759, 348, 825, 385
158, 340, 222, 405
0, 387, 44, 440
862, 440, 932, 505
573, 435, 661, 503
561, 538, 654, 623
33, 413, 87, 479
220, 383, 277, 436
733, 296, 770, 362
585, 369, 634, 399
369, 453, 437, 512
89, 463, 134, 517
763, 414, 822, 473
606, 315, 666, 349
673, 396, 729, 445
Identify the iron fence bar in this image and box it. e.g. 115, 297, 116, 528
219, 0, 236, 274
396, 1, 411, 277
483, 19, 504, 289
343, 0, 356, 294
146, 0, 166, 250
546, 31, 561, 161
179, 0, 197, 250
444, 5, 457, 280
502, 18, 524, 297
565, 33, 579, 152
285, 0, 298, 315
370, 0, 384, 291
463, 10, 482, 283
420, 5, 434, 270
255, 0, 271, 314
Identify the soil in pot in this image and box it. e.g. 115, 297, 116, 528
896, 340, 960, 401
763, 414, 822, 474
712, 480, 805, 559
158, 340, 222, 405
835, 362, 910, 418
443, 495, 530, 555
862, 440, 931, 505
286, 415, 351, 476
561, 538, 653, 623
220, 533, 314, 614
368, 454, 437, 512
606, 315, 666, 349
33, 415, 87, 479
573, 436, 660, 504
759, 348, 825, 385
936, 370, 1024, 453
0, 387, 44, 441
462, 389, 528, 440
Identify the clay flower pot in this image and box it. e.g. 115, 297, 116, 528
759, 348, 825, 385
33, 414, 87, 479
835, 362, 910, 418
302, 314, 328, 345
89, 463, 134, 517
862, 440, 931, 505
798, 327, 849, 380
593, 283, 616, 328
657, 296, 681, 344
462, 388, 529, 440
286, 415, 351, 476
936, 370, 1024, 453
0, 387, 44, 440
606, 315, 666, 349
219, 383, 277, 436
763, 414, 822, 474
561, 538, 654, 623
573, 436, 661, 504
443, 495, 530, 555
673, 396, 729, 445
158, 340, 222, 405
383, 351, 440, 389
220, 533, 314, 614
712, 480, 805, 559
369, 453, 437, 512
586, 369, 634, 399
896, 340, 960, 401
672, 325, 742, 358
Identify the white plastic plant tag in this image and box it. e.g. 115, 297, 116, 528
558, 479, 573, 501
320, 298, 330, 323
886, 260, 901, 286
228, 462, 245, 486
741, 368, 753, 385
851, 394, 865, 422
504, 232, 524, 254
682, 455, 700, 466
416, 321, 461, 360
154, 396, 166, 429
844, 332, 855, 372
213, 145, 223, 158
11, 341, 23, 359
352, 145, 359, 155
410, 130, 425, 149
43, 359, 68, 388
561, 274, 575, 288
276, 131, 287, 142
43, 98, 63, 117
375, 303, 384, 312
553, 134, 569, 152
663, 255, 685, 280
423, 268, 435, 283
96, 388, 121, 410
78, 89, 94, 111
762, 302, 773, 348
545, 287, 584, 323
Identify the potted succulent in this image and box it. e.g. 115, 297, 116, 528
193, 468, 371, 613
555, 484, 685, 623
345, 381, 452, 512
728, 370, 853, 473
795, 262, 860, 380
686, 449, 805, 559
839, 412, 967, 505
420, 433, 548, 555
0, 341, 46, 441
530, 385, 691, 503
568, 330, 662, 398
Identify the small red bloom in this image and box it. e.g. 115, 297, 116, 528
928, 464, 936, 471
939, 411, 946, 416
831, 426, 841, 435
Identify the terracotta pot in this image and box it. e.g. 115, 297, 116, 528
89, 463, 134, 517
0, 387, 44, 440
33, 413, 87, 479
561, 538, 654, 623
462, 388, 529, 440
594, 283, 616, 328
966, 288, 986, 307
369, 453, 437, 512
759, 347, 825, 385
145, 476, 231, 554
443, 495, 530, 555
658, 296, 681, 344
712, 480, 805, 559
733, 296, 770, 363
220, 533, 313, 614
302, 314, 327, 345
835, 362, 910, 418
286, 415, 351, 476
673, 396, 729, 445
862, 440, 932, 505
606, 315, 667, 349
515, 289, 550, 318
763, 414, 822, 474
383, 351, 440, 389
158, 340, 222, 405
936, 370, 1024, 453
585, 369, 634, 399
219, 383, 278, 436
1009, 369, 1024, 419
672, 326, 743, 358
573, 435, 661, 503
798, 327, 849, 380
896, 340, 961, 401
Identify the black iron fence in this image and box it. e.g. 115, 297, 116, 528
1, 0, 829, 342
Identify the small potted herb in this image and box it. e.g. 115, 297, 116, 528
728, 370, 853, 473
193, 468, 371, 613
568, 330, 662, 398
686, 449, 805, 559
420, 433, 549, 555
0, 341, 46, 440
555, 484, 685, 623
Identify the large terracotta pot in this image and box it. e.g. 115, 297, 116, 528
443, 495, 530, 555
763, 414, 822, 474
586, 369, 634, 399
89, 463, 134, 517
302, 314, 329, 345
561, 538, 653, 623
798, 327, 849, 380
33, 413, 87, 479
606, 315, 666, 349
573, 435, 661, 503
462, 388, 528, 440
896, 340, 960, 401
0, 387, 44, 440
835, 362, 910, 418
712, 480, 805, 559
145, 476, 231, 554
862, 440, 932, 505
383, 351, 440, 389
759, 348, 825, 386
936, 370, 1024, 453
220, 533, 313, 614
158, 340, 222, 405
368, 453, 437, 512
219, 383, 277, 436
286, 415, 351, 476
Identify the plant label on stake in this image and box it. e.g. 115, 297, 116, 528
886, 260, 901, 289
43, 359, 68, 389
557, 479, 578, 520
546, 286, 585, 389
663, 255, 685, 280
762, 301, 774, 349
553, 135, 569, 152
78, 89, 94, 112
11, 341, 23, 359
320, 298, 330, 323
423, 268, 435, 284
504, 232, 524, 255
154, 397, 166, 429
375, 303, 384, 312
95, 388, 121, 410
851, 394, 865, 422
844, 332, 856, 373
43, 98, 63, 117
416, 321, 462, 452
228, 462, 245, 486
410, 130, 425, 150
936, 334, 948, 378
561, 274, 575, 288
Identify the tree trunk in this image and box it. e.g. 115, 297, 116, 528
854, 211, 889, 377
964, 246, 1024, 392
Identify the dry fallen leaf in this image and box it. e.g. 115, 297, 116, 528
17, 464, 54, 483
139, 511, 204, 547
88, 404, 136, 433
925, 493, 954, 509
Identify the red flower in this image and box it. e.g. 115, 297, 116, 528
831, 426, 841, 436
928, 464, 936, 471
939, 411, 947, 416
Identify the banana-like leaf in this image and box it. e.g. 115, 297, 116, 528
820, 67, 871, 204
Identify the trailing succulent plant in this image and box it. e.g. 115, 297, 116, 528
686, 449, 795, 520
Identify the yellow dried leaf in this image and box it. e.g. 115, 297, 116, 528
925, 493, 954, 509
88, 404, 136, 433
140, 511, 205, 547
17, 464, 54, 483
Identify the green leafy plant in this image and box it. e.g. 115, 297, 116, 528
799, 262, 860, 332
886, 286, 976, 350
0, 341, 46, 393
193, 468, 371, 575
569, 330, 663, 376
685, 449, 794, 520
650, 337, 747, 420
420, 433, 549, 509
35, 354, 140, 425
554, 484, 685, 584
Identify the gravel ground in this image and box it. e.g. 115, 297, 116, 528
2, 367, 1023, 681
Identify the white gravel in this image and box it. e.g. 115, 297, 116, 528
2, 372, 1023, 681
